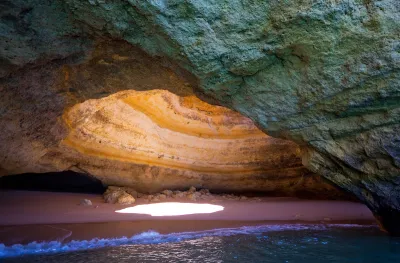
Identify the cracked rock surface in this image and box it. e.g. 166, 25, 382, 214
0, 0, 399, 233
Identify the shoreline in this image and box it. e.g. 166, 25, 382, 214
0, 220, 377, 247
0, 190, 377, 246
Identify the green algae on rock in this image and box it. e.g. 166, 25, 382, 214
0, 0, 399, 234
62, 0, 400, 234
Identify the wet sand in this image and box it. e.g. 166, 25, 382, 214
0, 190, 376, 245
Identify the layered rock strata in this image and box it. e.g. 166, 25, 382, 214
61, 0, 399, 234
1, 0, 399, 233
0, 30, 345, 197
53, 89, 344, 197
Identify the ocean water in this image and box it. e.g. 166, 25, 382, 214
1, 224, 400, 263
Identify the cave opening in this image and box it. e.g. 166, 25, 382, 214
0, 171, 106, 194
54, 89, 350, 199
0, 87, 353, 200
0, 38, 354, 201
0, 0, 399, 255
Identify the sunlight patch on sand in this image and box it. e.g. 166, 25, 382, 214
115, 202, 224, 216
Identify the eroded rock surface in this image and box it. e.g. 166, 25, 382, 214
62, 0, 399, 234
0, 0, 399, 233
60, 89, 307, 192
104, 186, 136, 205
104, 185, 263, 204
3, 80, 344, 196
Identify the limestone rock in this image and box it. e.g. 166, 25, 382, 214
61, 0, 399, 233
157, 194, 167, 200
79, 199, 92, 206
193, 192, 202, 198
1, 0, 399, 234
187, 187, 197, 194
108, 186, 122, 191
199, 189, 210, 195
162, 190, 173, 197
187, 193, 197, 201
172, 191, 185, 198
103, 188, 125, 204
240, 196, 248, 201
0, 40, 345, 200
123, 188, 139, 199
0, 0, 92, 78
117, 193, 135, 205
51, 83, 331, 198
103, 186, 135, 205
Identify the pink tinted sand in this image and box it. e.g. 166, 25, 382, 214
0, 190, 374, 225
0, 190, 376, 245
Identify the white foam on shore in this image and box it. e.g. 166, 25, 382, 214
0, 224, 376, 258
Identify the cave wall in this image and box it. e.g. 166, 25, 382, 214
1, 0, 399, 232
0, 37, 345, 197
62, 0, 400, 233
57, 88, 345, 196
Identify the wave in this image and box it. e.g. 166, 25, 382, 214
0, 224, 376, 258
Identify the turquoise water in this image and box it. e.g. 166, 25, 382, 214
1, 224, 400, 262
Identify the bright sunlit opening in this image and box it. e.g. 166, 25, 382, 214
115, 202, 224, 216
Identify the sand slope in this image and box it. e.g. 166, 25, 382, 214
0, 190, 376, 245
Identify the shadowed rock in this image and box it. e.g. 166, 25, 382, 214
0, 0, 399, 233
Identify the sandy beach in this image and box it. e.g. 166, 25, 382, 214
0, 190, 376, 245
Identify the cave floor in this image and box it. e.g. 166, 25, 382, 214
0, 190, 376, 245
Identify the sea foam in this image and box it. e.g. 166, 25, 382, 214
0, 224, 375, 258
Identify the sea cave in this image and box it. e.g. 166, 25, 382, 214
0, 0, 399, 261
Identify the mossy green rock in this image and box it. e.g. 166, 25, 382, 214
0, 0, 92, 78
1, 0, 399, 233
63, 0, 400, 234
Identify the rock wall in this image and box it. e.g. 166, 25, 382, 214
1, 0, 399, 232
0, 28, 345, 198
58, 89, 342, 196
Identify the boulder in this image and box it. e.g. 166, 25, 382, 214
103, 186, 135, 205
162, 190, 173, 197
116, 193, 136, 205
157, 194, 167, 200
187, 187, 197, 194
103, 188, 125, 204
79, 199, 92, 206
172, 191, 185, 198
187, 193, 197, 201
193, 192, 202, 198
123, 188, 139, 199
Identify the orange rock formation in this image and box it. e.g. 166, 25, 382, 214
53, 90, 343, 196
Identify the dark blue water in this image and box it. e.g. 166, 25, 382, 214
1, 224, 400, 262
